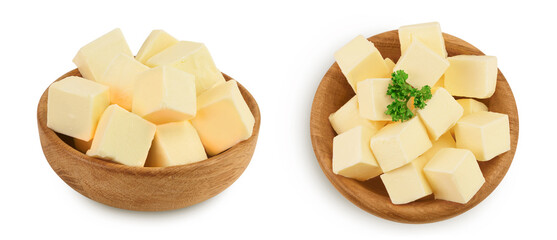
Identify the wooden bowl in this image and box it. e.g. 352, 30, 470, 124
37, 69, 260, 211
310, 30, 519, 223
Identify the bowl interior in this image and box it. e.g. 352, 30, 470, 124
310, 30, 519, 223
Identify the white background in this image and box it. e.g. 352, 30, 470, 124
1, 0, 555, 239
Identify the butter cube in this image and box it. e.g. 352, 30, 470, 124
370, 117, 432, 172
417, 88, 463, 140
356, 78, 392, 121
334, 35, 390, 92
87, 104, 156, 166
73, 28, 133, 82
455, 111, 510, 161
333, 126, 382, 181
380, 133, 455, 204
328, 96, 386, 134
192, 80, 255, 156
135, 30, 178, 64
100, 54, 149, 111
457, 99, 488, 116
132, 66, 196, 124
399, 22, 447, 57
74, 138, 93, 153
393, 38, 449, 89
450, 98, 488, 136
434, 75, 444, 89
380, 156, 432, 204
145, 121, 207, 167
384, 58, 395, 73
47, 76, 109, 141
444, 55, 498, 99
424, 148, 485, 204
146, 41, 225, 95
422, 132, 456, 160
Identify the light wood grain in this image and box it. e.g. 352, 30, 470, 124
37, 69, 261, 211
310, 30, 519, 223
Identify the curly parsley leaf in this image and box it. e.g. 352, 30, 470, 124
385, 70, 432, 122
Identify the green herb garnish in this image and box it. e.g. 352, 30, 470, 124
385, 70, 432, 122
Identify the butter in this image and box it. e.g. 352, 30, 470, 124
100, 53, 149, 111
424, 148, 485, 204
132, 66, 196, 124
146, 41, 225, 95
381, 133, 455, 204
380, 156, 432, 204
393, 38, 449, 89
398, 22, 447, 57
73, 28, 133, 82
417, 87, 463, 140
457, 99, 488, 116
444, 55, 498, 99
455, 111, 510, 161
191, 80, 255, 156
333, 126, 383, 181
370, 117, 432, 172
328, 96, 386, 134
450, 98, 488, 136
356, 78, 392, 121
434, 75, 444, 89
87, 104, 156, 166
384, 58, 395, 73
145, 121, 207, 167
47, 76, 109, 141
334, 35, 390, 92
135, 30, 178, 64
74, 138, 93, 153
421, 132, 456, 160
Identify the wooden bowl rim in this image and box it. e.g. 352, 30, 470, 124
310, 30, 519, 223
38, 68, 261, 175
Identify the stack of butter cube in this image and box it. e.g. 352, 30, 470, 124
330, 22, 511, 204
47, 29, 255, 167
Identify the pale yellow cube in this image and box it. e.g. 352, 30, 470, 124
380, 156, 432, 204
424, 148, 485, 204
334, 35, 390, 92
74, 138, 93, 153
328, 96, 386, 134
434, 75, 444, 89
417, 88, 463, 140
132, 66, 197, 124
100, 53, 149, 110
421, 132, 456, 160
333, 126, 382, 181
393, 38, 449, 89
135, 30, 178, 64
450, 98, 488, 136
384, 58, 395, 73
457, 98, 488, 116
145, 121, 208, 167
381, 133, 456, 204
444, 55, 498, 99
356, 78, 392, 121
455, 111, 510, 161
73, 28, 133, 82
87, 104, 156, 167
192, 80, 255, 156
146, 41, 225, 95
399, 22, 447, 57
47, 76, 109, 141
370, 117, 432, 172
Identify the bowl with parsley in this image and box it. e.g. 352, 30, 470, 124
310, 25, 518, 223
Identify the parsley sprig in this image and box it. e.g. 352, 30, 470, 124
385, 70, 432, 122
